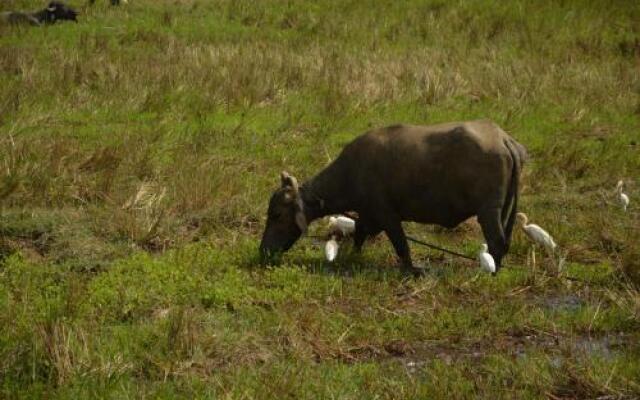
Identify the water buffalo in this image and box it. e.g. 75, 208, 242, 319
89, 0, 128, 6
260, 120, 527, 275
0, 2, 78, 26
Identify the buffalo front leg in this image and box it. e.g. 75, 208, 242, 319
353, 217, 381, 253
380, 216, 423, 276
477, 207, 507, 273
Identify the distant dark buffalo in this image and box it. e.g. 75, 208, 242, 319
260, 120, 527, 275
0, 1, 78, 26
89, 0, 127, 5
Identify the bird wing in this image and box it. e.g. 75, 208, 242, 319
336, 216, 356, 235
479, 252, 496, 273
621, 193, 629, 206
528, 224, 557, 250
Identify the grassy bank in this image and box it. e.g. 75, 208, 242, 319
1, 0, 640, 398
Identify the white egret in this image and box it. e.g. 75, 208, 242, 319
328, 215, 356, 236
616, 180, 630, 211
325, 237, 339, 262
516, 213, 557, 252
477, 243, 496, 274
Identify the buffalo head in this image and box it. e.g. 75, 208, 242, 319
259, 172, 308, 261
44, 2, 78, 23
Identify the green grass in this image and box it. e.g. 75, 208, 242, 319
2, 0, 640, 398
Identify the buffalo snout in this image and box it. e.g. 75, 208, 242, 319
259, 224, 300, 261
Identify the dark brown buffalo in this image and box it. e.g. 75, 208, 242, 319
89, 0, 127, 6
260, 120, 527, 275
1, 2, 78, 26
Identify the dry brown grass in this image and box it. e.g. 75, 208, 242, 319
1, 0, 640, 397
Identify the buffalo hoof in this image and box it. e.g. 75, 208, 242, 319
403, 265, 426, 278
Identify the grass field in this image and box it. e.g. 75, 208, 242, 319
1, 0, 640, 398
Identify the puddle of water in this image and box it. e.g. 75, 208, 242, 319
543, 294, 583, 312
405, 360, 427, 374
399, 333, 628, 374
399, 344, 486, 373
571, 334, 627, 360
522, 335, 623, 369
515, 333, 627, 365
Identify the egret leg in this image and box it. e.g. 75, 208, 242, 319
528, 245, 537, 277
532, 245, 536, 271
549, 249, 560, 276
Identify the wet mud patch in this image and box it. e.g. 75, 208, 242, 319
341, 331, 632, 374
495, 328, 631, 363
541, 294, 584, 312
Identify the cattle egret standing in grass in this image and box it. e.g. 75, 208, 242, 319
517, 213, 557, 252
325, 236, 339, 262
616, 180, 629, 211
478, 243, 496, 274
328, 215, 356, 236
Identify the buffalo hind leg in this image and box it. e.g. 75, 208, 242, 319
478, 207, 507, 273
502, 196, 518, 253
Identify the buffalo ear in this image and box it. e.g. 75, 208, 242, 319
280, 171, 299, 192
